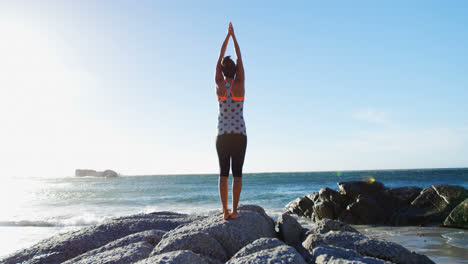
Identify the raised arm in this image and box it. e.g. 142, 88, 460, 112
215, 32, 230, 97
230, 23, 244, 82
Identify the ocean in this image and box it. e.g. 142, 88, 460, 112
1, 168, 467, 263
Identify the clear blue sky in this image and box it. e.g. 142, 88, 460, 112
0, 1, 467, 176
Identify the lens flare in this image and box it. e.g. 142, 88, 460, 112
366, 176, 376, 183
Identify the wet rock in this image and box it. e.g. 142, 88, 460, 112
386, 187, 422, 206
313, 200, 337, 220
136, 250, 222, 264
444, 198, 468, 229
407, 185, 468, 224
2, 211, 202, 264
347, 195, 386, 224
285, 181, 468, 228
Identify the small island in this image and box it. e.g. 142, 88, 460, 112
75, 169, 119, 178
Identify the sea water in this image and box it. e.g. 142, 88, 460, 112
1, 168, 467, 262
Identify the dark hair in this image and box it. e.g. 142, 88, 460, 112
221, 56, 236, 78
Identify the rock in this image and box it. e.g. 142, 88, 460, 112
230, 238, 286, 259
386, 187, 422, 206
150, 231, 228, 261
102, 169, 119, 177
237, 204, 275, 226
444, 198, 468, 228
75, 169, 119, 177
3, 212, 202, 264
303, 231, 434, 264
150, 205, 276, 262
285, 194, 316, 218
59, 241, 154, 264
312, 245, 390, 264
305, 219, 358, 236
303, 231, 367, 250
347, 195, 387, 224
356, 237, 434, 264
136, 250, 222, 264
285, 182, 468, 228
407, 185, 468, 224
278, 213, 305, 247
62, 229, 165, 264
338, 181, 385, 199
226, 245, 307, 264
313, 201, 337, 220
320, 187, 350, 205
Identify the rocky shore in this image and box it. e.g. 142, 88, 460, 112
2, 203, 435, 264
285, 181, 468, 229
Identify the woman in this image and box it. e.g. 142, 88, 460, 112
215, 22, 246, 220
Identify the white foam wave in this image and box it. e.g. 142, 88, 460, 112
0, 215, 105, 227
442, 231, 468, 249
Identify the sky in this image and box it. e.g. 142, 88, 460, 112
0, 1, 467, 177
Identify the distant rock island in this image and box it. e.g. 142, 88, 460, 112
75, 169, 119, 178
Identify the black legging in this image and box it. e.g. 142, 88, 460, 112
216, 133, 247, 177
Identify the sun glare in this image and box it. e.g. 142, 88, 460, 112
0, 20, 96, 178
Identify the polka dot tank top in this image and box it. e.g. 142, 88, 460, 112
217, 80, 246, 136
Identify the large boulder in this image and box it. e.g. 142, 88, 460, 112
150, 204, 277, 262
405, 185, 468, 225
135, 250, 222, 264
444, 198, 468, 228
303, 231, 434, 264
2, 212, 202, 264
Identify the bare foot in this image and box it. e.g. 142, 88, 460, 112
230, 211, 241, 219
223, 210, 231, 220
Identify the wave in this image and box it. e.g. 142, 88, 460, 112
442, 231, 468, 249
0, 215, 104, 227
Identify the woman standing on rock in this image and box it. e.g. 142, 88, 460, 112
215, 22, 247, 220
